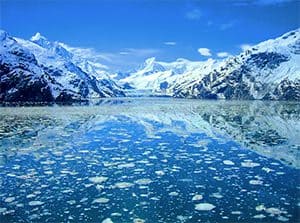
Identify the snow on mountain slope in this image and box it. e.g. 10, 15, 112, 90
172, 29, 300, 100
122, 29, 300, 100
120, 57, 219, 94
0, 30, 124, 102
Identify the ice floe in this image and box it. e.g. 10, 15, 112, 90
195, 203, 216, 211
28, 201, 44, 206
89, 176, 108, 184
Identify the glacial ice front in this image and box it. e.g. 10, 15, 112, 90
0, 98, 299, 222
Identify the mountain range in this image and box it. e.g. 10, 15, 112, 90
0, 29, 299, 102
120, 29, 300, 100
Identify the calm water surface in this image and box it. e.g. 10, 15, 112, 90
0, 98, 299, 223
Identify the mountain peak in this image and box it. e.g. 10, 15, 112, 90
31, 32, 47, 42
145, 57, 156, 65
30, 32, 52, 49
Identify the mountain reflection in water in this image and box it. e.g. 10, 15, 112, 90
0, 98, 299, 223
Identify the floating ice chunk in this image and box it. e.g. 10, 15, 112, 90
4, 197, 15, 203
114, 182, 134, 189
41, 160, 56, 165
89, 176, 108, 184
223, 160, 235, 165
26, 194, 36, 199
195, 203, 216, 211
256, 204, 265, 211
29, 201, 44, 206
176, 215, 190, 221
231, 211, 242, 215
96, 184, 105, 191
277, 216, 289, 222
80, 198, 88, 203
117, 163, 135, 169
265, 207, 282, 215
241, 161, 260, 168
133, 218, 145, 223
211, 193, 223, 199
169, 192, 179, 196
262, 167, 274, 173
192, 194, 203, 201
0, 208, 7, 213
93, 198, 110, 204
155, 170, 165, 176
7, 173, 16, 177
67, 200, 76, 205
102, 218, 113, 223
249, 180, 263, 185
253, 214, 266, 219
135, 178, 152, 185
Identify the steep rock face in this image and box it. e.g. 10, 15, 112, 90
0, 30, 124, 102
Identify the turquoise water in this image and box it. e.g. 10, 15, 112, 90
0, 98, 299, 223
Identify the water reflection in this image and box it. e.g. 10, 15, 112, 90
0, 98, 299, 222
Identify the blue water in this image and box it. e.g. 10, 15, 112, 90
0, 98, 299, 222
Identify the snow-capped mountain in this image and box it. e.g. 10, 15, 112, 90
0, 30, 124, 102
120, 57, 219, 94
121, 29, 300, 100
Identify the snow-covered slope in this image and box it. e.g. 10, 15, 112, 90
121, 29, 300, 100
120, 57, 219, 94
0, 30, 124, 102
172, 29, 300, 100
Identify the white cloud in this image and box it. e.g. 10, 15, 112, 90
198, 48, 211, 57
217, 52, 230, 58
185, 9, 202, 20
119, 51, 129, 55
220, 22, 235, 31
60, 43, 161, 71
164, 41, 176, 46
240, 44, 253, 51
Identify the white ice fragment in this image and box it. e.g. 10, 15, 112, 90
277, 216, 289, 222
4, 197, 15, 203
253, 214, 266, 219
29, 201, 44, 206
0, 208, 7, 213
249, 180, 263, 185
169, 192, 179, 196
155, 170, 165, 176
93, 198, 110, 204
102, 218, 113, 223
135, 178, 152, 185
89, 176, 108, 184
195, 203, 216, 211
192, 194, 203, 201
114, 182, 134, 189
265, 207, 282, 215
255, 204, 265, 211
133, 218, 145, 223
223, 160, 235, 165
241, 161, 260, 168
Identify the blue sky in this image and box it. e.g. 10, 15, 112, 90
0, 0, 299, 71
